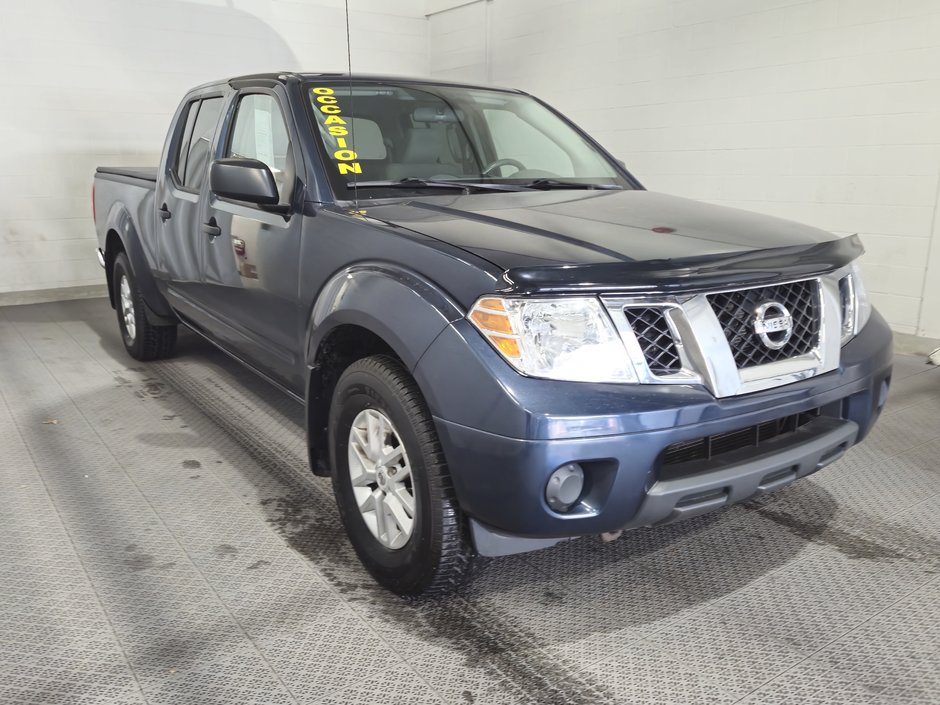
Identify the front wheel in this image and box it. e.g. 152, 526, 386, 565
112, 252, 177, 361
329, 355, 473, 597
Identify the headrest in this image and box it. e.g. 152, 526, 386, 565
322, 117, 387, 160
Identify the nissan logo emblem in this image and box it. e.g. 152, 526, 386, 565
753, 302, 793, 350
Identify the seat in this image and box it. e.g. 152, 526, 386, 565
386, 125, 462, 180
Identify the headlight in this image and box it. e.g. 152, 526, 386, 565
839, 260, 872, 344
468, 296, 637, 383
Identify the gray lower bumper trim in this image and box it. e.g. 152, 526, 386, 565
469, 417, 859, 557
625, 417, 859, 529
470, 521, 570, 558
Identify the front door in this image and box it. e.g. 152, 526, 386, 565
195, 89, 304, 390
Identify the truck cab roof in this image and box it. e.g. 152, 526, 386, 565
188, 72, 525, 94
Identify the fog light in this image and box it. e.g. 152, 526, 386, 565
545, 463, 584, 512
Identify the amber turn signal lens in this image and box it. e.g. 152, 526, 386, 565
476, 297, 506, 312
469, 309, 514, 335
468, 296, 522, 360
491, 336, 521, 359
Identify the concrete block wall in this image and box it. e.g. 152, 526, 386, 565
0, 0, 428, 301
428, 0, 940, 339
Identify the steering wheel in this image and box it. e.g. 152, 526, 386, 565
481, 158, 526, 177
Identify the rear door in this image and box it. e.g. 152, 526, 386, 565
156, 93, 225, 315
194, 86, 304, 389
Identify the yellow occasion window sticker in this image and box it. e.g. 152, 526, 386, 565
311, 87, 362, 176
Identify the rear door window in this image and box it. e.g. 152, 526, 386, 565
183, 97, 224, 191
171, 101, 198, 185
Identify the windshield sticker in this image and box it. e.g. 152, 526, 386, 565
311, 87, 361, 176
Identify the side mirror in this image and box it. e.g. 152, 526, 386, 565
210, 158, 279, 205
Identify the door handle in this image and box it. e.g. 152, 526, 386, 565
201, 219, 222, 238
158, 204, 172, 222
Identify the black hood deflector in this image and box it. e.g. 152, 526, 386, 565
500, 235, 863, 295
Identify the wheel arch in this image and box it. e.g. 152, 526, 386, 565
104, 229, 124, 307
303, 263, 465, 476
102, 202, 175, 323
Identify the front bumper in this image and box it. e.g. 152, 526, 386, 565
415, 310, 893, 555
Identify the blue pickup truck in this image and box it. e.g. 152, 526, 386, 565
93, 72, 892, 596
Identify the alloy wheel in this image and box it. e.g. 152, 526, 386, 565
347, 408, 416, 549
119, 275, 136, 341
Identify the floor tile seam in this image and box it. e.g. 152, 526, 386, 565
556, 552, 797, 689
897, 362, 940, 379
818, 433, 940, 480
0, 381, 150, 705
728, 571, 940, 703
879, 393, 940, 419
10, 317, 303, 705
636, 480, 940, 607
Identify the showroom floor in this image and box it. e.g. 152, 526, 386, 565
1, 298, 938, 705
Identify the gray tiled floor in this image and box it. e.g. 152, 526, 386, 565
1, 298, 938, 705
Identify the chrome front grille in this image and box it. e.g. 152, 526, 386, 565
623, 307, 682, 375
602, 271, 843, 398
707, 280, 820, 369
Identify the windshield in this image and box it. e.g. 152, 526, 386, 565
305, 81, 630, 198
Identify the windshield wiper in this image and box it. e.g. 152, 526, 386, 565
347, 178, 527, 193
521, 179, 623, 191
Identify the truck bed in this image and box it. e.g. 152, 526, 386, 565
96, 166, 158, 182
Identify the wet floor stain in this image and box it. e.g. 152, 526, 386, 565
132, 377, 171, 400
182, 460, 201, 469
213, 544, 238, 557
758, 506, 903, 560
757, 501, 940, 566
260, 493, 613, 705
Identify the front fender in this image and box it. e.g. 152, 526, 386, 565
105, 201, 174, 320
305, 263, 464, 371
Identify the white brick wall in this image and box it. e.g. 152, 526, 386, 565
0, 0, 428, 298
429, 0, 940, 339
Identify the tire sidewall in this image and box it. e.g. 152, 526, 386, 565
329, 363, 441, 591
112, 254, 142, 357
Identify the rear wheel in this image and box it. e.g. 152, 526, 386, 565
112, 252, 177, 361
329, 355, 473, 597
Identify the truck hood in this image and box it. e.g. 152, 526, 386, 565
364, 189, 862, 294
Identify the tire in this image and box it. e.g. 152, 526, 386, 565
112, 252, 177, 361
329, 355, 473, 597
